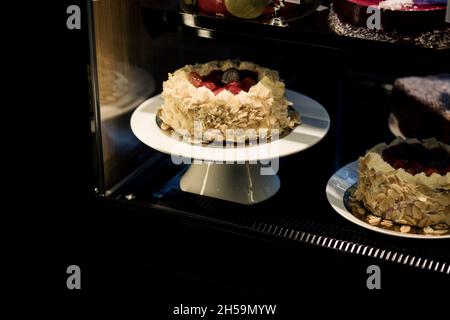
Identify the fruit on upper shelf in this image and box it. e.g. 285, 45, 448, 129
197, 0, 229, 16
197, 0, 269, 19
224, 0, 268, 19
194, 0, 311, 20
196, 0, 284, 19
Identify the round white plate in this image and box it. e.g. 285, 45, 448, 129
130, 89, 330, 162
326, 161, 450, 239
388, 113, 406, 139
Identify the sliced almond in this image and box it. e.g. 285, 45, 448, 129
400, 225, 411, 233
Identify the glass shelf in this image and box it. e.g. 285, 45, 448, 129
142, 1, 450, 66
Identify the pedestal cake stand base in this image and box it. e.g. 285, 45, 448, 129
180, 162, 280, 205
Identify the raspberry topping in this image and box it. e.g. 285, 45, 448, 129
188, 68, 258, 95
188, 72, 203, 88
382, 142, 450, 176
203, 81, 218, 91
241, 77, 257, 92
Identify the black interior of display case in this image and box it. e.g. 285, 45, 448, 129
108, 81, 449, 276
97, 0, 449, 279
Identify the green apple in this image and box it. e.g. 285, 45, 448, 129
224, 0, 268, 19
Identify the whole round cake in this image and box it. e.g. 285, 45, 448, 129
333, 0, 448, 33
392, 74, 450, 144
354, 138, 450, 230
330, 0, 450, 48
159, 60, 300, 142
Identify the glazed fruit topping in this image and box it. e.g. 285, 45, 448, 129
241, 77, 257, 92
188, 68, 258, 95
188, 72, 203, 87
382, 142, 450, 176
222, 68, 240, 84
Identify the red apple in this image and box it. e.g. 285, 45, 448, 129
197, 0, 229, 16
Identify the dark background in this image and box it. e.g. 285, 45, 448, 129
16, 0, 450, 315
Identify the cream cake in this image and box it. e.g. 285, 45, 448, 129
354, 138, 450, 230
159, 60, 300, 142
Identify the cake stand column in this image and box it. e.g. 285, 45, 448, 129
180, 162, 280, 205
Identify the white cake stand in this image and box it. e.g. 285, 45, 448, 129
131, 89, 330, 204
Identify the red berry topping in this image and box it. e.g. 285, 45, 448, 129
188, 72, 203, 87
241, 77, 256, 92
203, 70, 224, 85
409, 162, 425, 174
202, 81, 218, 91
226, 86, 242, 95
392, 159, 408, 169
424, 167, 439, 176
225, 80, 241, 87
225, 81, 242, 95
213, 87, 225, 95
188, 69, 259, 95
382, 142, 450, 177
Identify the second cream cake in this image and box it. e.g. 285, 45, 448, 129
159, 60, 300, 142
354, 138, 450, 229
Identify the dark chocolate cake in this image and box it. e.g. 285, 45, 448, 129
392, 74, 450, 144
333, 0, 448, 33
329, 0, 450, 48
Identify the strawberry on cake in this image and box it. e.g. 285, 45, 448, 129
159, 60, 300, 142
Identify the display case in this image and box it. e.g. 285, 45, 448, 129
87, 0, 450, 291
